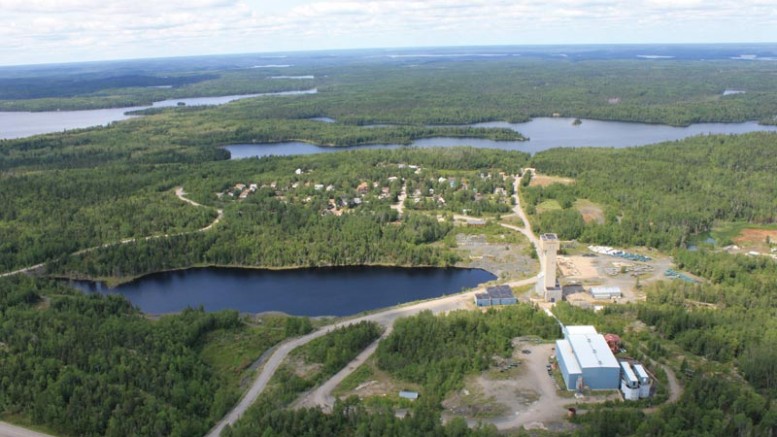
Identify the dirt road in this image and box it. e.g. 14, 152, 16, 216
206, 276, 539, 435
0, 187, 222, 278
390, 183, 407, 217
0, 422, 55, 437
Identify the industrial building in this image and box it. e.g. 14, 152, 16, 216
633, 363, 652, 398
619, 360, 653, 400
590, 286, 622, 300
536, 233, 562, 302
620, 361, 640, 400
555, 325, 620, 391
474, 285, 517, 307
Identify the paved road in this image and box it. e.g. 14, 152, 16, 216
0, 422, 55, 437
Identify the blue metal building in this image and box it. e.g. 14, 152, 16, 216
474, 285, 516, 307
555, 325, 620, 391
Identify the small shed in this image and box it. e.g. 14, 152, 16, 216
590, 286, 622, 300
399, 390, 419, 400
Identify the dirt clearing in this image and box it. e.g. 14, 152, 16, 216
575, 199, 605, 224
529, 174, 575, 187
733, 228, 777, 253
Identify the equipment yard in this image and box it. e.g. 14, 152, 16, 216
556, 249, 675, 303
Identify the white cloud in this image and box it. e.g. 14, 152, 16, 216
0, 0, 775, 65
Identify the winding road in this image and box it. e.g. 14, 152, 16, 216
0, 187, 222, 278
206, 275, 540, 436
207, 172, 545, 434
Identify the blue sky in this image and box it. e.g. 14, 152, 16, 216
1, 0, 776, 66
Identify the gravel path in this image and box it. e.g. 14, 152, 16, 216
0, 187, 222, 278
0, 422, 56, 437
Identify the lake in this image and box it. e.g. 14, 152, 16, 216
225, 118, 777, 158
0, 89, 317, 140
67, 266, 495, 316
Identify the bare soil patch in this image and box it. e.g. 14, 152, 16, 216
558, 256, 599, 279
575, 199, 605, 224
529, 174, 575, 187
733, 228, 777, 252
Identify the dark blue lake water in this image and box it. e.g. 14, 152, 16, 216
68, 266, 495, 316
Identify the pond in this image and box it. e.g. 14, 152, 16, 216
67, 266, 495, 316
225, 118, 777, 158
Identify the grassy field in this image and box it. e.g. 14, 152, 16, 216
200, 314, 292, 389
536, 199, 562, 213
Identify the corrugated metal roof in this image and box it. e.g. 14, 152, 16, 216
568, 333, 619, 369
620, 361, 638, 384
565, 325, 598, 335
556, 339, 582, 375
590, 286, 622, 297
485, 285, 514, 298
633, 364, 650, 382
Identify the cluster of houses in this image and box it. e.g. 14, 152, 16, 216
217, 166, 406, 216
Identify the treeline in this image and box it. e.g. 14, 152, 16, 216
0, 276, 247, 436
375, 306, 560, 400
224, 398, 499, 437
6, 57, 777, 126
209, 58, 777, 127
50, 206, 458, 281
0, 69, 315, 111
25, 148, 527, 281
527, 132, 777, 249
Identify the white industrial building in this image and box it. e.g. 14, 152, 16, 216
590, 286, 622, 300
556, 325, 620, 391
619, 361, 652, 400
633, 363, 652, 398
620, 361, 640, 400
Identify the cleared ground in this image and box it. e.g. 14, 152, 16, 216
558, 248, 675, 304
733, 228, 777, 253
454, 233, 537, 282
529, 174, 575, 187
574, 199, 605, 224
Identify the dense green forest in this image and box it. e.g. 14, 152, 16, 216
526, 132, 777, 249
0, 275, 309, 436
13, 148, 526, 281
4, 56, 777, 127
3, 52, 777, 437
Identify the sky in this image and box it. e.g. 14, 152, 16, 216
2, 0, 776, 66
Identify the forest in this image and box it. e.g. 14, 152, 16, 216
0, 147, 527, 281
526, 132, 777, 249
4, 54, 777, 127
0, 275, 312, 436
2, 50, 777, 437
